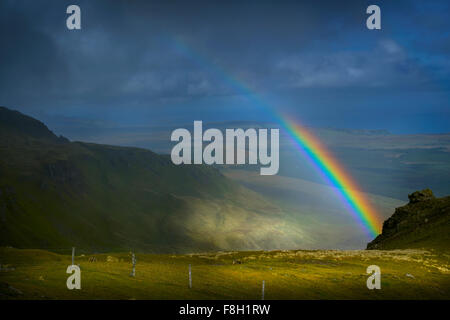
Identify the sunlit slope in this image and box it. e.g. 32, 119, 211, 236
223, 169, 405, 249
0, 107, 306, 252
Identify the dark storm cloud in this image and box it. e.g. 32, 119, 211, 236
0, 0, 449, 133
0, 1, 70, 103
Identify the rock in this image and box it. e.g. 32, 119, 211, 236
106, 256, 119, 263
8, 285, 23, 295
408, 189, 435, 204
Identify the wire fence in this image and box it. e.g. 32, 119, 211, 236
1, 246, 268, 300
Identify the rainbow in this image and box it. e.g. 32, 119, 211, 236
170, 37, 382, 237
278, 116, 381, 237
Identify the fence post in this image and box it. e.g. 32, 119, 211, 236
130, 252, 136, 277
72, 247, 75, 265
188, 264, 192, 289
262, 280, 265, 300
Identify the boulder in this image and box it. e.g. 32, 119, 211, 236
408, 189, 435, 204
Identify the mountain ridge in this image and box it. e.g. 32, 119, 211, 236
0, 106, 68, 143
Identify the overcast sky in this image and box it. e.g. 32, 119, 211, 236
1, 0, 449, 135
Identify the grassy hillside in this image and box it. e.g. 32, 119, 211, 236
1, 247, 449, 299
0, 107, 304, 252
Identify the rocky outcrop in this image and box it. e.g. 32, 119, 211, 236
367, 189, 450, 250
408, 189, 435, 203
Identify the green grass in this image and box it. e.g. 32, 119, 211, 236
1, 247, 449, 300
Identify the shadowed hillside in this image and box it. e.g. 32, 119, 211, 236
53, 120, 450, 200
0, 107, 305, 253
